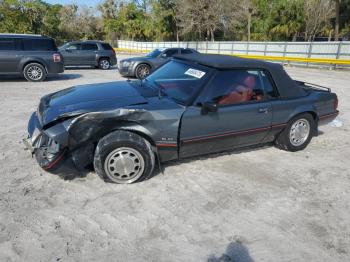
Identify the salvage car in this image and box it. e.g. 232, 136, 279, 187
24, 54, 339, 184
118, 47, 198, 79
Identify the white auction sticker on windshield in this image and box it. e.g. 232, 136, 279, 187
184, 68, 206, 79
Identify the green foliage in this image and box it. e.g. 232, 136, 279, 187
0, 0, 349, 42
251, 0, 305, 41
0, 0, 103, 44
150, 0, 178, 41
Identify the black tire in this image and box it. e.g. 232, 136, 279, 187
135, 64, 151, 79
93, 130, 155, 184
99, 58, 111, 70
275, 113, 315, 152
23, 63, 47, 82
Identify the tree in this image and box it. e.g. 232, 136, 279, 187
176, 0, 244, 41
0, 0, 31, 33
42, 4, 63, 41
58, 4, 102, 42
334, 0, 340, 40
1, 0, 350, 43
150, 0, 178, 41
23, 0, 47, 34
98, 0, 120, 19
268, 0, 305, 41
304, 0, 334, 41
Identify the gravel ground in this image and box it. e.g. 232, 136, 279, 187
0, 56, 349, 262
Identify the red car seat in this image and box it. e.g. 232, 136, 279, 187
218, 75, 256, 105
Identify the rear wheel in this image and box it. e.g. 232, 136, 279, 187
275, 113, 315, 152
135, 64, 151, 79
23, 63, 47, 82
94, 130, 155, 184
99, 58, 111, 70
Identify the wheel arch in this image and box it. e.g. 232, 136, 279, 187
20, 59, 48, 74
290, 110, 317, 120
288, 103, 318, 121
98, 56, 111, 62
287, 110, 318, 135
134, 62, 152, 71
70, 120, 158, 152
116, 126, 157, 148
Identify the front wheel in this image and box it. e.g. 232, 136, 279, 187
99, 58, 111, 70
275, 113, 315, 152
93, 130, 155, 184
23, 63, 47, 82
135, 64, 151, 79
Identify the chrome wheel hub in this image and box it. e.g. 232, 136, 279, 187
104, 147, 145, 184
137, 65, 150, 79
27, 66, 43, 80
101, 60, 110, 69
289, 119, 310, 146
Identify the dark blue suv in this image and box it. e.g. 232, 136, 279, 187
0, 34, 64, 82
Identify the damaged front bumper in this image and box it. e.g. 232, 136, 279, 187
23, 112, 91, 174
23, 137, 36, 154
23, 115, 66, 171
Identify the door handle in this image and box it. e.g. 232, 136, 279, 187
258, 108, 269, 113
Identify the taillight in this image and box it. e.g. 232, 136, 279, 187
334, 96, 338, 111
112, 48, 116, 55
53, 53, 61, 62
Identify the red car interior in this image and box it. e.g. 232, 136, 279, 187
218, 75, 261, 105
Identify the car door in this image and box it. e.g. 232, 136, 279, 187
80, 43, 98, 65
154, 48, 180, 69
0, 38, 22, 74
60, 43, 81, 65
179, 69, 273, 158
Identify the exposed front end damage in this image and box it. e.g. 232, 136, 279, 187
24, 107, 159, 175
24, 112, 77, 174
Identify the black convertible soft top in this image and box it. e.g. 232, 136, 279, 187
173, 54, 306, 98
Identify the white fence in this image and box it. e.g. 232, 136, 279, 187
117, 40, 350, 67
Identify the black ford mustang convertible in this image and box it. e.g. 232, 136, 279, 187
24, 54, 339, 184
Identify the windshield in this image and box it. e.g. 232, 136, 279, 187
58, 43, 69, 50
145, 60, 210, 104
146, 49, 162, 58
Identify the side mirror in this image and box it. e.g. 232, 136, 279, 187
161, 53, 167, 58
201, 102, 218, 115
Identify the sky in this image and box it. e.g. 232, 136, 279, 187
45, 0, 101, 7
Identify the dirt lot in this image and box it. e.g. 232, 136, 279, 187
0, 56, 349, 262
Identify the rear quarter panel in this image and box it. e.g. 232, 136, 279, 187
97, 50, 117, 65
270, 91, 337, 131
18, 52, 64, 74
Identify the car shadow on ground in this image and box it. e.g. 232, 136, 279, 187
0, 74, 82, 82
47, 73, 82, 81
207, 241, 255, 262
152, 143, 273, 179
64, 66, 118, 70
58, 143, 272, 183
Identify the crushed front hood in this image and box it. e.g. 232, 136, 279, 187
38, 81, 147, 126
